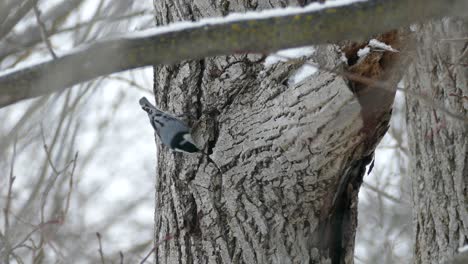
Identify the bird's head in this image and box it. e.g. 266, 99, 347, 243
171, 132, 200, 153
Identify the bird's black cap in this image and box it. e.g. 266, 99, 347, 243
170, 132, 200, 153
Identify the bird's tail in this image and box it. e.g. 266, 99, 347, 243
139, 96, 163, 116
139, 97, 154, 108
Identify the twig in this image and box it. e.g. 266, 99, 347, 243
0, 96, 49, 155
362, 182, 407, 204
55, 10, 152, 35
2, 137, 18, 264
40, 125, 59, 174
33, 2, 57, 59
270, 53, 468, 124
39, 124, 63, 225
0, 0, 39, 40
11, 219, 62, 251
354, 254, 366, 263
119, 251, 124, 264
376, 144, 409, 156
107, 75, 153, 94
38, 135, 76, 228
449, 93, 468, 101
0, 1, 17, 26
9, 251, 24, 264
4, 137, 17, 235
76, 0, 105, 43
439, 37, 468, 42
63, 152, 78, 220
96, 232, 106, 264
140, 234, 173, 264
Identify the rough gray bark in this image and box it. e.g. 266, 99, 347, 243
152, 1, 400, 263
406, 18, 468, 264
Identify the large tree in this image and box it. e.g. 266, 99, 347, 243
151, 1, 404, 263
406, 18, 468, 264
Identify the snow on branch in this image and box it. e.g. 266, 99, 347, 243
0, 0, 466, 108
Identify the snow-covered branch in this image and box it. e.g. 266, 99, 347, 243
0, 0, 466, 108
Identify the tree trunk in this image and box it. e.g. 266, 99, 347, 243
151, 1, 399, 263
406, 18, 468, 264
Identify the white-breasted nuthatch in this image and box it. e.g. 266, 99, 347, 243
139, 97, 200, 153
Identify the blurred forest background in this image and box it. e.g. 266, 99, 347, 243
0, 0, 411, 263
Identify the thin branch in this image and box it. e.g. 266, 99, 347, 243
96, 232, 106, 264
449, 93, 468, 101
0, 0, 39, 40
107, 75, 153, 94
63, 152, 78, 221
363, 182, 407, 204
11, 218, 62, 251
40, 125, 59, 174
14, 90, 75, 220
140, 234, 173, 264
439, 37, 468, 42
33, 3, 57, 59
1, 0, 467, 108
0, 1, 18, 27
54, 10, 152, 35
270, 53, 468, 123
9, 252, 24, 264
2, 137, 17, 264
75, 0, 106, 44
4, 137, 17, 234
0, 0, 84, 60
39, 123, 77, 226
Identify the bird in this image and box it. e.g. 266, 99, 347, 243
139, 97, 200, 153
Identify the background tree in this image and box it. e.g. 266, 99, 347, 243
406, 18, 468, 264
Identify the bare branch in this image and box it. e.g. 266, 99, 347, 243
107, 75, 153, 94
40, 125, 59, 174
0, 0, 39, 40
4, 137, 17, 234
0, 0, 84, 60
39, 123, 78, 225
440, 37, 468, 42
0, 1, 18, 27
140, 234, 173, 264
63, 152, 78, 221
11, 219, 62, 252
362, 182, 407, 204
1, 0, 467, 107
96, 232, 106, 264
33, 3, 57, 59
75, 0, 106, 44
2, 137, 17, 264
119, 251, 124, 264
270, 53, 468, 123
54, 10, 152, 36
